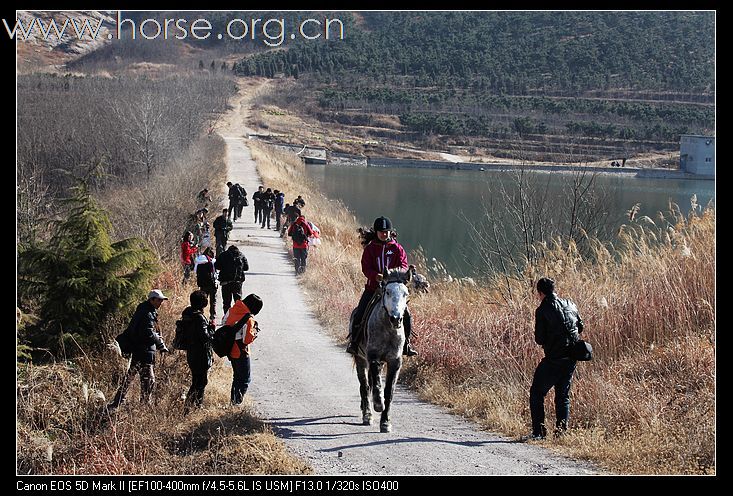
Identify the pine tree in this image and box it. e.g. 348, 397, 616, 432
18, 184, 159, 355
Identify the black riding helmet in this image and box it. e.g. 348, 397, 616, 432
373, 216, 392, 232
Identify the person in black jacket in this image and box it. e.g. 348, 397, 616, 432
528, 277, 584, 440
182, 290, 215, 412
226, 182, 243, 222
107, 290, 170, 411
260, 188, 275, 229
213, 209, 233, 256
215, 245, 249, 314
274, 190, 285, 231
252, 185, 265, 224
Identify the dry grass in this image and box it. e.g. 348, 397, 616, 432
250, 141, 716, 475
17, 268, 312, 475
17, 133, 311, 475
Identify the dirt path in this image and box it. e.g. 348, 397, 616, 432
211, 82, 600, 475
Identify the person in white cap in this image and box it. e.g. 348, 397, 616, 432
107, 289, 170, 411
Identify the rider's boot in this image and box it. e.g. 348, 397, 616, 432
346, 323, 361, 355
402, 309, 418, 356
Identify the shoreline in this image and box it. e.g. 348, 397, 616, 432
249, 138, 714, 181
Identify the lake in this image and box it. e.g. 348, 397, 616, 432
304, 164, 715, 276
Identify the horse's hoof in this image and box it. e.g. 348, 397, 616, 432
373, 401, 384, 413
380, 422, 392, 433
363, 416, 373, 426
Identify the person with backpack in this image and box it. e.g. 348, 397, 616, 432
213, 209, 233, 256
346, 216, 418, 357
528, 277, 585, 440
178, 290, 216, 412
180, 231, 198, 283
235, 183, 248, 220
260, 187, 275, 229
226, 182, 243, 222
281, 203, 301, 237
215, 245, 249, 315
274, 190, 285, 231
287, 214, 315, 275
194, 247, 218, 323
252, 185, 265, 224
223, 294, 263, 406
107, 290, 170, 412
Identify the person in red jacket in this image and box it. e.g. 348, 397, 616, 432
287, 215, 315, 275
180, 231, 198, 283
346, 216, 417, 357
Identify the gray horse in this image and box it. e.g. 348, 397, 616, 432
350, 268, 412, 433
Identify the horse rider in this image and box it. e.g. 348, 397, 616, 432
346, 216, 418, 357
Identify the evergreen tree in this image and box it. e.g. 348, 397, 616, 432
18, 184, 159, 355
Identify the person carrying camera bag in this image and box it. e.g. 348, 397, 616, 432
527, 277, 587, 440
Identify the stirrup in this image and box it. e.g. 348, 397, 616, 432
346, 341, 358, 355
403, 342, 418, 356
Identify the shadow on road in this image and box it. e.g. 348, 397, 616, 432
264, 416, 519, 448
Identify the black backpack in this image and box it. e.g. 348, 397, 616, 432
115, 326, 135, 358
212, 313, 250, 358
231, 255, 246, 283
562, 299, 593, 361
291, 223, 307, 244
196, 260, 216, 288
172, 316, 194, 351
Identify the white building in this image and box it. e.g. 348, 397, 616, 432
680, 135, 715, 176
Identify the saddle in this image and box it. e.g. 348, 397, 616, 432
351, 290, 382, 342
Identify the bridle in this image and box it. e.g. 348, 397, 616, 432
381, 279, 409, 321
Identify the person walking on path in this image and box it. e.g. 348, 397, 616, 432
107, 290, 170, 411
215, 245, 249, 315
274, 190, 285, 231
528, 277, 584, 440
281, 203, 301, 237
260, 188, 275, 229
181, 290, 216, 412
223, 294, 263, 406
226, 182, 244, 222
252, 185, 265, 224
235, 183, 248, 220
213, 208, 233, 256
345, 216, 418, 357
287, 214, 315, 275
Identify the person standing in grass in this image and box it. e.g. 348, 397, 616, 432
181, 290, 215, 412
345, 216, 417, 357
528, 277, 584, 440
107, 290, 170, 411
180, 231, 198, 283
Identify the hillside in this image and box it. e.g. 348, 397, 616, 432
234, 11, 715, 164
15, 11, 115, 72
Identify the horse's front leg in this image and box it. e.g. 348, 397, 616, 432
355, 356, 372, 425
368, 358, 384, 412
380, 358, 402, 433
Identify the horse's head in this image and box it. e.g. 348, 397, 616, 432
380, 268, 411, 328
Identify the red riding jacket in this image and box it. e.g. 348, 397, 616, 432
361, 239, 408, 291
